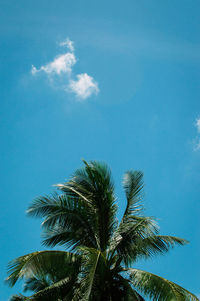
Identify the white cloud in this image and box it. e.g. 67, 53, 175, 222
195, 119, 200, 133
59, 38, 74, 52
68, 73, 99, 99
193, 118, 200, 151
31, 38, 99, 100
31, 52, 76, 75
31, 65, 38, 75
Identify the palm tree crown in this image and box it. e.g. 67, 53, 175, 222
6, 160, 198, 300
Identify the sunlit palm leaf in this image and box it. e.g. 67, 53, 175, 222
128, 268, 199, 301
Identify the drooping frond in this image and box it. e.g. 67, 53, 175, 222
42, 224, 96, 251
128, 268, 199, 301
27, 276, 77, 301
27, 193, 98, 249
6, 250, 80, 287
131, 235, 188, 260
26, 193, 65, 219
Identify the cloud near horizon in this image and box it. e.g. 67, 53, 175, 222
31, 39, 99, 100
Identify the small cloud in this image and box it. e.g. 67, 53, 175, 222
31, 65, 38, 75
193, 118, 200, 151
31, 52, 76, 75
68, 73, 99, 99
31, 38, 99, 100
59, 38, 74, 52
195, 119, 200, 133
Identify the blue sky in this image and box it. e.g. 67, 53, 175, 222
0, 0, 200, 299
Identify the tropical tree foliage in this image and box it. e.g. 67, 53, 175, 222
6, 161, 198, 300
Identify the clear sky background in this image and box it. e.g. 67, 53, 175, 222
0, 1, 200, 300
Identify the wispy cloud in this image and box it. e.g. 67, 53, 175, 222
31, 38, 99, 100
193, 118, 200, 151
31, 52, 76, 75
59, 38, 74, 52
75, 25, 200, 62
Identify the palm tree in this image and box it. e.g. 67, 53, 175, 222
6, 160, 198, 300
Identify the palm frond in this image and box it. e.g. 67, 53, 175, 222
9, 295, 28, 301
128, 268, 199, 301
23, 276, 50, 293
42, 223, 96, 251
114, 274, 145, 301
6, 250, 80, 287
27, 193, 98, 249
110, 216, 159, 266
132, 235, 188, 260
42, 227, 82, 250
27, 193, 65, 218
78, 247, 102, 300
27, 276, 76, 301
57, 160, 117, 252
122, 171, 144, 221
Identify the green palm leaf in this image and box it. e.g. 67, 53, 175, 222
128, 268, 198, 301
6, 250, 80, 287
132, 235, 188, 260
25, 276, 76, 301
111, 216, 159, 265
116, 233, 187, 264
56, 160, 117, 251
78, 247, 102, 300
27, 194, 98, 249
23, 276, 50, 293
122, 171, 144, 221
9, 295, 28, 301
